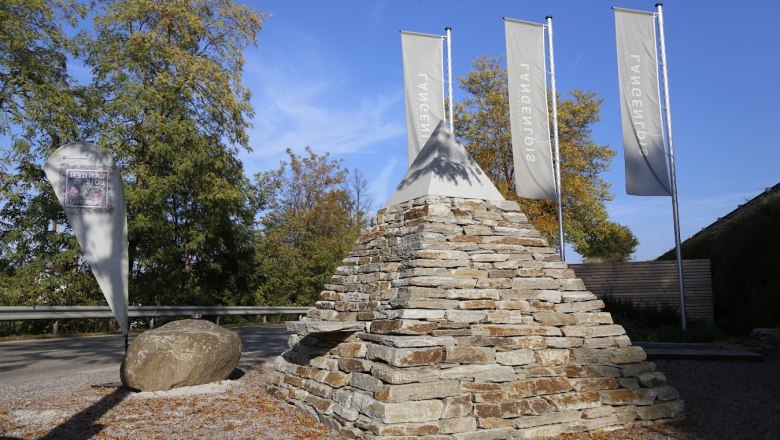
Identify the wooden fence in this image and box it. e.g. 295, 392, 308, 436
569, 259, 714, 325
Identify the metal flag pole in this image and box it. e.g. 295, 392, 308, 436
445, 27, 454, 130
546, 16, 565, 261
656, 3, 687, 331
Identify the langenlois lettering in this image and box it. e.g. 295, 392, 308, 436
515, 63, 537, 161
416, 73, 432, 142
628, 54, 649, 156
65, 168, 109, 208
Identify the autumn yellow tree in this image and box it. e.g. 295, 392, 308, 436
454, 56, 637, 261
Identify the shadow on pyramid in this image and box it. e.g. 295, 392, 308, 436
268, 125, 684, 439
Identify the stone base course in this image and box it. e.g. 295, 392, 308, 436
268, 196, 684, 438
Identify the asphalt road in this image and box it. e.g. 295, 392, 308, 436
0, 325, 291, 386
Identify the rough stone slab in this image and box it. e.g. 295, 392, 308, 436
514, 409, 582, 428
536, 349, 570, 366
473, 324, 562, 337
543, 391, 601, 410
338, 358, 372, 373
506, 377, 573, 398
485, 310, 529, 324
371, 363, 441, 384
609, 346, 647, 364
571, 377, 621, 392
367, 344, 444, 367
620, 361, 656, 377
389, 298, 460, 310
374, 380, 462, 403
600, 388, 658, 406
383, 309, 447, 320
546, 337, 584, 348
446, 310, 488, 323
637, 372, 666, 387
554, 300, 605, 314
360, 333, 456, 348
439, 416, 478, 434
512, 277, 560, 290
495, 349, 535, 366
370, 319, 439, 335
635, 400, 685, 421
408, 275, 477, 289
445, 346, 496, 364
286, 320, 366, 335
533, 312, 575, 326
439, 364, 516, 382
366, 399, 445, 424
442, 394, 473, 419
561, 291, 599, 302
446, 288, 500, 300
452, 427, 516, 440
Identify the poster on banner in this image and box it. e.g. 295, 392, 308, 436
504, 18, 557, 200
401, 31, 445, 166
44, 142, 129, 336
614, 8, 671, 196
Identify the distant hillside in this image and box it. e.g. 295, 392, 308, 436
659, 183, 780, 333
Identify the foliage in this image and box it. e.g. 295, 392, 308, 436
254, 147, 367, 306
659, 185, 780, 334
454, 55, 637, 261
1, 0, 265, 311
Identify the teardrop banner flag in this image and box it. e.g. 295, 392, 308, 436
44, 142, 129, 336
401, 31, 445, 166
504, 18, 556, 200
614, 8, 671, 196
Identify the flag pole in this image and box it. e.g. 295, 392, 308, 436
546, 16, 565, 261
656, 3, 687, 331
445, 27, 454, 130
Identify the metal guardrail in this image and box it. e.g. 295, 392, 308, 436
0, 305, 310, 321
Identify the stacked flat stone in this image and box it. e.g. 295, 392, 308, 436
269, 196, 684, 439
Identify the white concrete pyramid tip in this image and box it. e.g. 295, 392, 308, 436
386, 121, 505, 206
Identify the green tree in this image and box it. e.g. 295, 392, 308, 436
0, 0, 103, 308
255, 148, 365, 306
454, 55, 637, 261
84, 0, 265, 305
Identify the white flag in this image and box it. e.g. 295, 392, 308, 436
505, 18, 557, 200
401, 31, 445, 166
614, 8, 671, 196
44, 142, 129, 335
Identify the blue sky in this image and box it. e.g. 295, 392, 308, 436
237, 0, 780, 262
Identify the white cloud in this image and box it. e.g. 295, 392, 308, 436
240, 30, 405, 174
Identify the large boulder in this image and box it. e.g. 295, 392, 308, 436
121, 319, 242, 391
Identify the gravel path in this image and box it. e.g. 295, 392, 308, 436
1, 353, 778, 439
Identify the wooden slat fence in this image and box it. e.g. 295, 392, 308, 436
569, 259, 714, 325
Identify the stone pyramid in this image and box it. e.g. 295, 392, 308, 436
387, 121, 504, 206
268, 195, 685, 439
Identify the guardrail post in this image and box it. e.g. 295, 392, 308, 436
215, 316, 220, 326
52, 320, 59, 335
149, 318, 155, 330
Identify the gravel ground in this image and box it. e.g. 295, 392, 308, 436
1, 353, 778, 439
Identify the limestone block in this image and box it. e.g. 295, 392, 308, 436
416, 249, 470, 260
367, 344, 444, 367
440, 416, 478, 434
383, 309, 447, 321
447, 310, 488, 323
608, 346, 647, 364
654, 385, 681, 401
600, 388, 658, 406
637, 372, 666, 388
460, 300, 497, 309
476, 277, 514, 289
370, 319, 439, 335
360, 333, 457, 348
350, 372, 383, 392
507, 377, 573, 398
452, 427, 516, 440
514, 409, 582, 428
561, 291, 598, 302
371, 363, 441, 384
495, 300, 531, 310
536, 349, 570, 366
304, 379, 336, 399
451, 269, 489, 278
542, 391, 601, 410
335, 342, 368, 358
495, 349, 535, 366
439, 364, 516, 382
554, 300, 605, 314
442, 394, 473, 418
582, 405, 616, 419
499, 397, 552, 417
512, 277, 560, 290
545, 337, 584, 348
338, 358, 372, 373
571, 377, 621, 392
635, 400, 685, 420
473, 324, 562, 337
486, 310, 529, 324
621, 361, 658, 379
333, 403, 360, 422
389, 298, 460, 309
445, 346, 496, 364
374, 380, 461, 403
315, 370, 350, 388
533, 312, 575, 326
446, 288, 500, 300
366, 399, 445, 424
408, 276, 477, 289
309, 357, 339, 371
